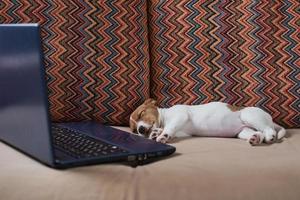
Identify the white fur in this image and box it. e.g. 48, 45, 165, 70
147, 102, 286, 145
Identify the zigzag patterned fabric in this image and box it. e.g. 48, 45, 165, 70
0, 0, 150, 125
148, 0, 300, 128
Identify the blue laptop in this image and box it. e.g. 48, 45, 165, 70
0, 24, 175, 168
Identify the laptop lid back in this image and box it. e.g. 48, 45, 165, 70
0, 24, 54, 165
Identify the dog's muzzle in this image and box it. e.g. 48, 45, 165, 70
136, 122, 153, 137
138, 126, 147, 135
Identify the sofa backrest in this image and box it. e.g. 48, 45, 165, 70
148, 0, 300, 128
0, 0, 150, 125
1, 0, 299, 128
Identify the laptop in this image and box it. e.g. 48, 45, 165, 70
0, 24, 175, 169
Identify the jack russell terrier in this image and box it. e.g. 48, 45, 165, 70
129, 99, 286, 145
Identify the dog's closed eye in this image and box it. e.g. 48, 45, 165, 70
138, 110, 145, 118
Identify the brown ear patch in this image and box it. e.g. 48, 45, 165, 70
129, 105, 146, 132
129, 115, 137, 132
227, 104, 244, 112
144, 98, 157, 106
129, 108, 141, 132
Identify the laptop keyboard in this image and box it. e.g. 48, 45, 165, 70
51, 126, 129, 158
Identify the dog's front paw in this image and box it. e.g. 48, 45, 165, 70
248, 132, 264, 146
156, 134, 170, 144
149, 128, 163, 140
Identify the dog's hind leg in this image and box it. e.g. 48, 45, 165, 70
240, 107, 276, 144
238, 127, 264, 146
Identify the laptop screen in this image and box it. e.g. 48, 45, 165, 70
0, 24, 54, 165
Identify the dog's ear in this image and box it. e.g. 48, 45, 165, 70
129, 107, 145, 132
129, 112, 138, 132
144, 98, 157, 106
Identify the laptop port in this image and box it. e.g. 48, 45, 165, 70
138, 154, 143, 161
147, 153, 156, 158
137, 154, 148, 161
127, 155, 136, 161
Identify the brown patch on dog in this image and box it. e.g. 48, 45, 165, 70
129, 98, 159, 132
227, 104, 244, 112
143, 98, 157, 106
129, 105, 145, 132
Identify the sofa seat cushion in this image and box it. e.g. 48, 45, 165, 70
1, 127, 300, 200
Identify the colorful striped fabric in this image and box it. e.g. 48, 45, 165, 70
0, 0, 150, 125
1, 0, 299, 127
148, 0, 300, 128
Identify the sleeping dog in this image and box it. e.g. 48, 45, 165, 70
129, 98, 286, 145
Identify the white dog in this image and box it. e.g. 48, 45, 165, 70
129, 99, 286, 145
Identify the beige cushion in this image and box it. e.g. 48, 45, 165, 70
1, 128, 300, 200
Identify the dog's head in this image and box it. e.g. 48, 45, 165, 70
129, 98, 159, 137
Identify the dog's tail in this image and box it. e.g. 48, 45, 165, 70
274, 123, 286, 140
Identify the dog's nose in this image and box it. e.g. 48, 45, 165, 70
138, 126, 146, 134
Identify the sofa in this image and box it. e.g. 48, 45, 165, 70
1, 0, 299, 200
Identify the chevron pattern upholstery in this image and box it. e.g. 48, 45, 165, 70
1, 1, 299, 128
148, 0, 300, 128
0, 0, 150, 125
